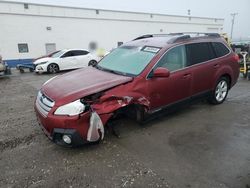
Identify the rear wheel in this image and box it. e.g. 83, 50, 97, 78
208, 77, 229, 105
88, 60, 97, 67
47, 63, 59, 74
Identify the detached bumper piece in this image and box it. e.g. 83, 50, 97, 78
52, 128, 88, 147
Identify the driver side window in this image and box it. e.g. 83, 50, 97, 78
62, 51, 75, 58
156, 45, 187, 72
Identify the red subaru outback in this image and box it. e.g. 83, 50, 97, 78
35, 33, 239, 146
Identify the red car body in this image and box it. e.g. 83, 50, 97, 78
35, 33, 239, 146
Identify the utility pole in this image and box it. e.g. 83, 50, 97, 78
188, 9, 191, 20
230, 13, 238, 40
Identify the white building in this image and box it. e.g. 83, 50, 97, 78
0, 1, 224, 67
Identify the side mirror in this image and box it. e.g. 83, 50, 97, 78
153, 67, 170, 78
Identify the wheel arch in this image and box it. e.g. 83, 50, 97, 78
213, 66, 233, 89
220, 73, 232, 89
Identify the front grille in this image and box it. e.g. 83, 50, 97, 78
36, 91, 55, 117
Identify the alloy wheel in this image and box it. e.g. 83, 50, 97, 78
215, 80, 228, 102
49, 64, 59, 73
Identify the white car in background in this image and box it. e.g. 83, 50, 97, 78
34, 49, 100, 73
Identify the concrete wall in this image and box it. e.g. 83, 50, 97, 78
0, 1, 224, 66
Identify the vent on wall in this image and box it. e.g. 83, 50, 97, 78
24, 3, 29, 9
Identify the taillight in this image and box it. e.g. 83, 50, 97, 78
233, 53, 240, 63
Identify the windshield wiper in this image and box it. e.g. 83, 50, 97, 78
107, 69, 128, 76
95, 65, 128, 76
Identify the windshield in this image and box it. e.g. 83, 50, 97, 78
97, 46, 160, 76
51, 50, 66, 58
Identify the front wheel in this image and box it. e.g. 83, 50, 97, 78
47, 63, 59, 74
208, 77, 229, 105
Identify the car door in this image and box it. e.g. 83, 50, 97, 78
59, 50, 78, 70
185, 42, 217, 96
74, 50, 91, 68
147, 45, 192, 110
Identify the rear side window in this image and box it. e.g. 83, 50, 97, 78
62, 51, 75, 57
73, 50, 89, 56
212, 42, 230, 58
186, 42, 216, 66
62, 50, 89, 57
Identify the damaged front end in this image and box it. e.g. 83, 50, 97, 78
36, 80, 150, 147
77, 90, 150, 145
87, 111, 104, 142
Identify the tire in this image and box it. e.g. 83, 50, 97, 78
208, 77, 229, 105
4, 67, 10, 75
47, 63, 59, 74
88, 60, 97, 67
135, 105, 147, 124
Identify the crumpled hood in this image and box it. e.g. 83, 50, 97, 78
41, 67, 133, 106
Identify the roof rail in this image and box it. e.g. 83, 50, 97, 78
133, 34, 154, 40
133, 34, 172, 40
170, 32, 221, 37
133, 32, 221, 43
168, 35, 191, 43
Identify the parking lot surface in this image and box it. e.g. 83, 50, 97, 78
0, 70, 250, 188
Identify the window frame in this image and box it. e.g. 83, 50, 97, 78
18, 43, 29, 53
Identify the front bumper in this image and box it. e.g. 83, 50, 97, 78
52, 128, 88, 146
35, 103, 111, 147
35, 64, 47, 73
35, 106, 91, 146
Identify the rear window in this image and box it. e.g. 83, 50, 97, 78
212, 42, 230, 58
186, 42, 216, 66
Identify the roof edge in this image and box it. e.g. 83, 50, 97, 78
0, 0, 225, 21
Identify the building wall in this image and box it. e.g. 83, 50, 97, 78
0, 1, 224, 66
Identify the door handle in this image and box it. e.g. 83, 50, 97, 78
183, 73, 191, 79
213, 64, 220, 68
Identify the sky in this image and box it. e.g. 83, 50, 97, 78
3, 0, 250, 41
